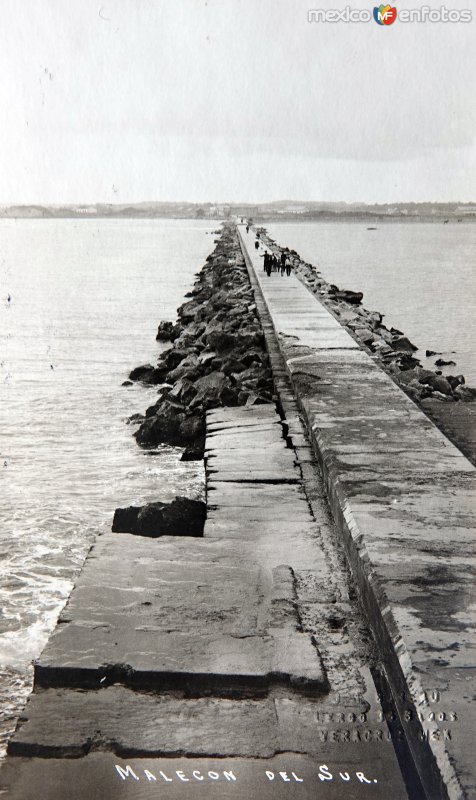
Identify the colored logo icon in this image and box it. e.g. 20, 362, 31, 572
373, 4, 397, 24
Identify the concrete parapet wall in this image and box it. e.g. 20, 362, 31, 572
238, 225, 476, 800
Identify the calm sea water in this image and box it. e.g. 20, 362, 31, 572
0, 218, 216, 755
268, 222, 476, 384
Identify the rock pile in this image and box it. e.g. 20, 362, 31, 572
129, 223, 274, 459
258, 229, 475, 405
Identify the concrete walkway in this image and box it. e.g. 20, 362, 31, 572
239, 225, 476, 800
1, 404, 407, 799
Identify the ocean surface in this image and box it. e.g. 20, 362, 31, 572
0, 218, 216, 755
267, 221, 476, 384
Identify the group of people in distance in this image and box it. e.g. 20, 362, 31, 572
261, 248, 293, 277
245, 225, 293, 277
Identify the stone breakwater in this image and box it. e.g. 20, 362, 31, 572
257, 227, 476, 406
128, 222, 274, 460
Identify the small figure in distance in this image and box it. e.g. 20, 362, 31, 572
255, 239, 259, 250
246, 225, 249, 233
266, 254, 272, 277
280, 251, 287, 276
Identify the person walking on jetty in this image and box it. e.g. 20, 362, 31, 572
254, 239, 259, 250
264, 252, 272, 277
260, 251, 269, 272
280, 252, 287, 276
286, 259, 293, 277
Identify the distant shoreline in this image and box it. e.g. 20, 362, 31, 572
1, 213, 476, 224
1, 201, 475, 223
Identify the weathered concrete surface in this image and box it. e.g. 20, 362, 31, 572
4, 401, 410, 798
33, 532, 326, 696
239, 225, 476, 800
0, 752, 406, 800
6, 686, 402, 762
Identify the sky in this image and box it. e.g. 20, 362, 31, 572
0, 0, 475, 204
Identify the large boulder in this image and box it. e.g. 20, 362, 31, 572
193, 370, 230, 405
166, 354, 201, 383
177, 300, 199, 324
112, 496, 206, 537
162, 348, 193, 372
156, 320, 181, 342
391, 336, 418, 353
134, 400, 185, 445
332, 289, 363, 305
206, 330, 238, 352
178, 414, 205, 442
181, 436, 206, 461
128, 364, 155, 382
424, 375, 453, 396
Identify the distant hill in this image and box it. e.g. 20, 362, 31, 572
0, 201, 475, 220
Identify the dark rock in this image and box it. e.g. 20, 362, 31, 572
447, 375, 465, 390
368, 312, 383, 328
135, 401, 186, 446
177, 300, 199, 324
332, 289, 363, 305
375, 326, 394, 344
156, 321, 178, 341
162, 349, 191, 372
112, 496, 206, 537
424, 375, 453, 396
435, 358, 456, 367
392, 336, 418, 353
166, 354, 200, 383
128, 364, 155, 382
431, 391, 454, 402
354, 327, 377, 346
219, 385, 241, 406
122, 380, 133, 386
396, 354, 420, 371
454, 385, 476, 401
181, 437, 205, 461
131, 223, 274, 451
169, 378, 197, 405
426, 350, 442, 357
148, 367, 170, 385
417, 369, 438, 384
241, 350, 266, 367
221, 357, 247, 376
193, 370, 230, 405
127, 413, 145, 424
206, 330, 237, 352
396, 367, 424, 385
178, 414, 205, 442
198, 351, 217, 367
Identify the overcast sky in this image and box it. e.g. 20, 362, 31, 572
0, 0, 475, 204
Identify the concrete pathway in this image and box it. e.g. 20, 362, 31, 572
239, 225, 476, 800
1, 404, 407, 799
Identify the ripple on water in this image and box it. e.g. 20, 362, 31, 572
0, 218, 214, 757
